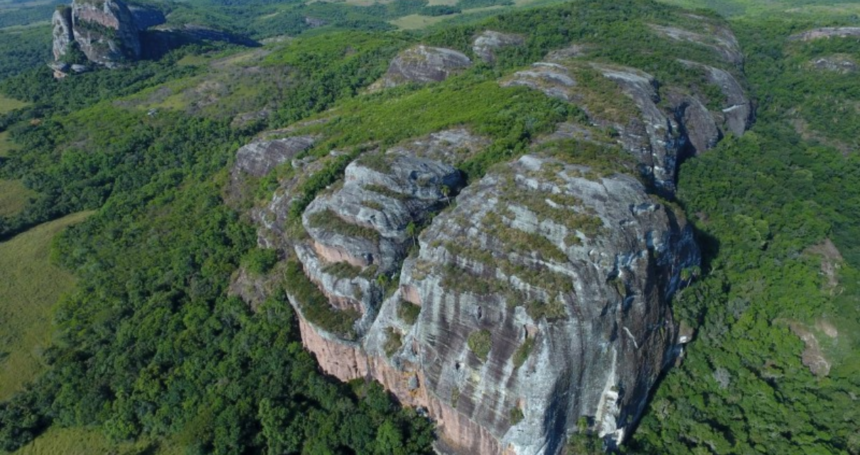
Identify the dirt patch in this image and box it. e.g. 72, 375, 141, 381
804, 238, 844, 292
788, 321, 831, 377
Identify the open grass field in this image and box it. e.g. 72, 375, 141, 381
390, 13, 453, 30
11, 426, 184, 455
0, 211, 92, 401
0, 94, 27, 115
0, 179, 34, 217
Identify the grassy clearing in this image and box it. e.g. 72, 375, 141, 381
12, 426, 183, 455
390, 14, 454, 30
0, 211, 92, 400
0, 179, 35, 217
0, 93, 27, 115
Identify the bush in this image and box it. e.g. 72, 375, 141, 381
242, 248, 278, 274
467, 329, 492, 361
397, 300, 422, 325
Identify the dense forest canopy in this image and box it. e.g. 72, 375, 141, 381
0, 0, 858, 453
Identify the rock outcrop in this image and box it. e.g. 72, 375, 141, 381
52, 6, 74, 62
371, 45, 472, 90
51, 0, 252, 75
287, 152, 700, 454
472, 30, 525, 63
233, 135, 317, 178
71, 0, 142, 67
501, 57, 752, 194
811, 55, 857, 74
790, 27, 860, 41
650, 23, 743, 65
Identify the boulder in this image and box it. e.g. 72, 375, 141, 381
650, 23, 743, 65
472, 30, 525, 63
233, 135, 317, 178
372, 45, 472, 90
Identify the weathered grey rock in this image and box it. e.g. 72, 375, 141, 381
503, 58, 751, 192
472, 30, 525, 63
71, 0, 141, 66
302, 153, 464, 274
501, 62, 577, 102
387, 128, 490, 166
650, 24, 743, 65
363, 154, 699, 453
52, 7, 74, 61
372, 45, 472, 90
811, 55, 857, 74
594, 64, 684, 194
546, 44, 590, 62
679, 60, 752, 138
233, 136, 317, 177
790, 27, 860, 41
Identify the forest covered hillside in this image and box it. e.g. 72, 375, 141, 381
0, 0, 858, 454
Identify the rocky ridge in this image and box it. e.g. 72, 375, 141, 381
237, 16, 752, 455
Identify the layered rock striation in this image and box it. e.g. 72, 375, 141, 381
285, 150, 700, 454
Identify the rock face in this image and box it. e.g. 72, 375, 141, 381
288, 152, 700, 454
71, 0, 142, 66
233, 136, 317, 178
51, 0, 251, 74
472, 30, 525, 63
650, 23, 743, 65
371, 45, 472, 90
791, 27, 860, 41
501, 57, 752, 194
52, 7, 74, 61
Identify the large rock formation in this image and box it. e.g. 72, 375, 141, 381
287, 151, 700, 454
71, 0, 142, 67
501, 55, 752, 194
371, 45, 472, 90
243, 14, 750, 455
50, 0, 252, 75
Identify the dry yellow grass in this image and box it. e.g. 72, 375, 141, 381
0, 179, 34, 217
0, 211, 92, 400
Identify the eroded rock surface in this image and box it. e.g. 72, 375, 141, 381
650, 23, 743, 64
472, 30, 525, 63
791, 27, 860, 41
233, 136, 317, 178
52, 7, 74, 61
501, 62, 577, 102
372, 45, 472, 89
71, 0, 142, 66
501, 56, 751, 194
284, 149, 700, 454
